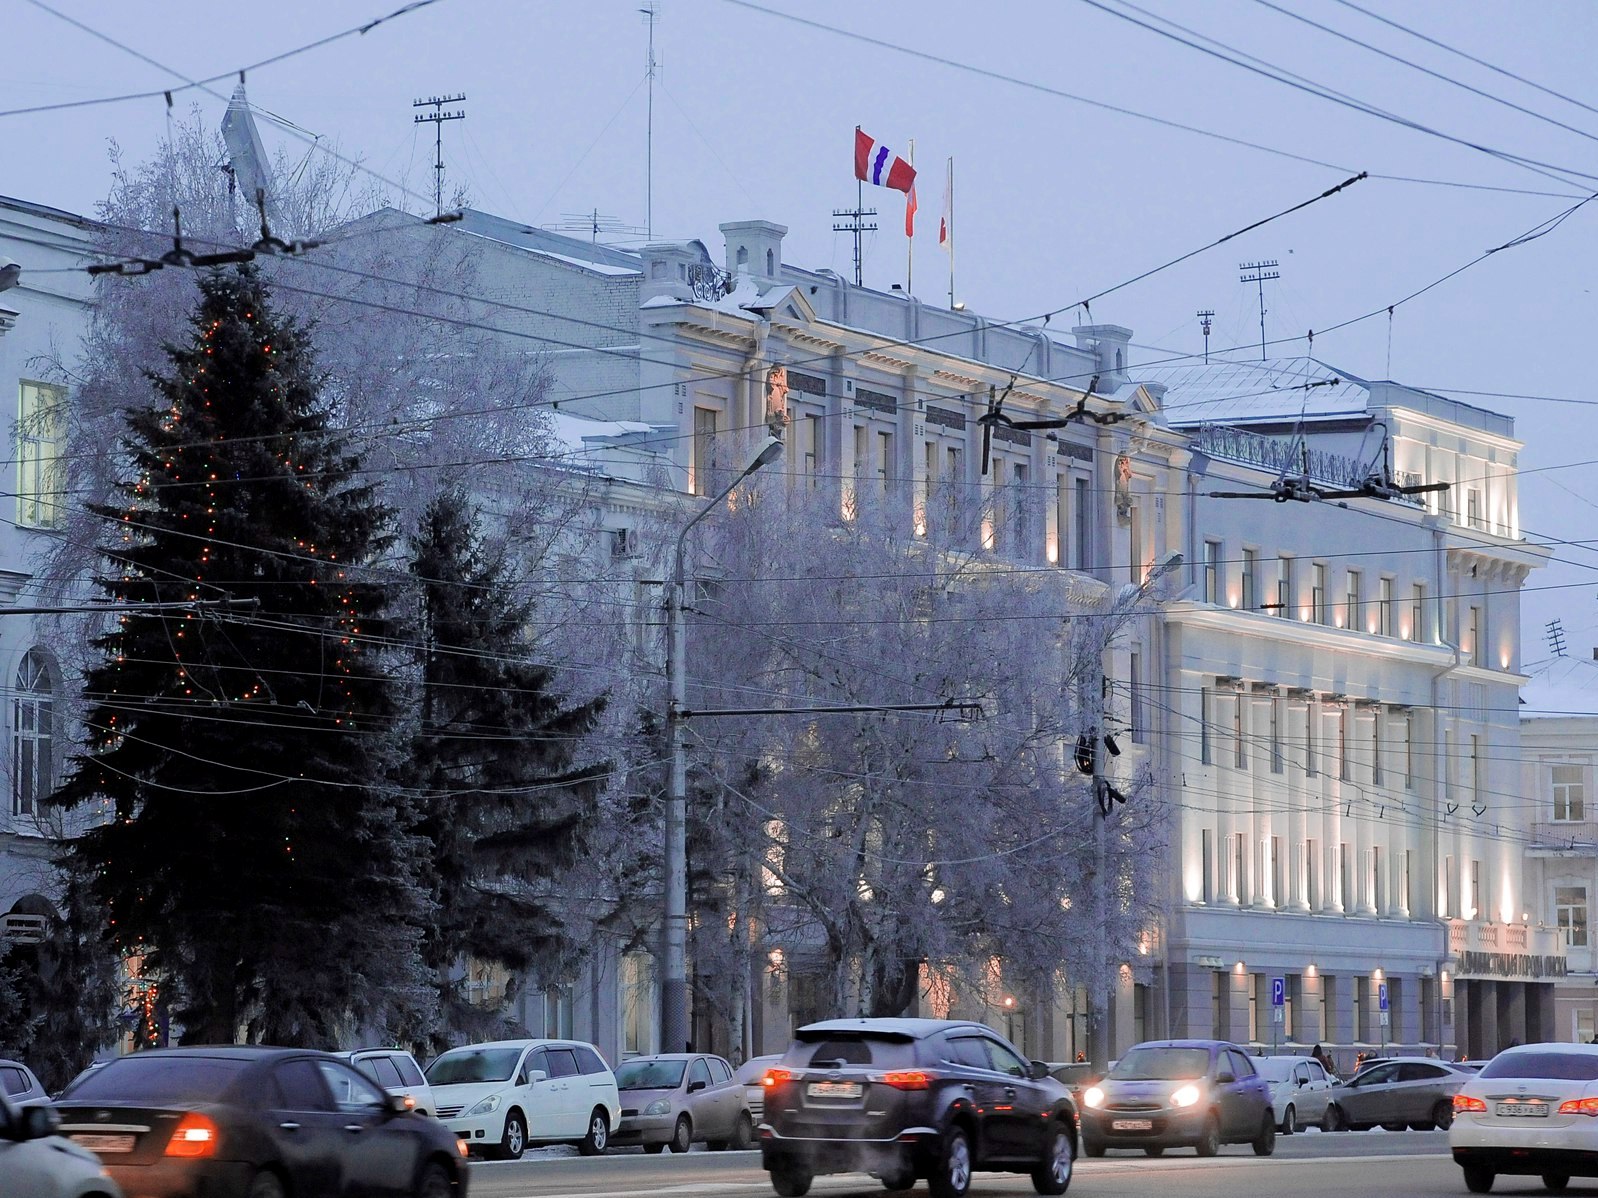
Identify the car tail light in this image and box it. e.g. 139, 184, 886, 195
1453, 1094, 1487, 1113
763, 1068, 795, 1088
165, 1112, 220, 1157
1558, 1097, 1598, 1116
456, 1137, 471, 1159
879, 1071, 933, 1091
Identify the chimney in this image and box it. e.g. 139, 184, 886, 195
1072, 324, 1134, 390
719, 220, 787, 286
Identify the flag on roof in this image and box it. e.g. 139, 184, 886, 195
854, 127, 917, 194
938, 159, 952, 254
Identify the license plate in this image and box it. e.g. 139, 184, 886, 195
1112, 1119, 1154, 1131
808, 1081, 862, 1099
1496, 1102, 1549, 1118
72, 1133, 136, 1153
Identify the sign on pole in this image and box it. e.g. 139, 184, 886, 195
1271, 977, 1285, 1007
1378, 983, 1389, 1011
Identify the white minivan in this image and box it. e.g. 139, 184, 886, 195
426, 1038, 621, 1159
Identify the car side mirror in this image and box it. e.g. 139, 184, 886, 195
687, 1079, 705, 1093
382, 1092, 409, 1117
1215, 1071, 1235, 1085
1028, 1061, 1049, 1081
528, 1070, 547, 1085
19, 1106, 60, 1141
1296, 1078, 1307, 1088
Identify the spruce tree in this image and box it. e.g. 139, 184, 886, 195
51, 266, 425, 1046
407, 487, 608, 1044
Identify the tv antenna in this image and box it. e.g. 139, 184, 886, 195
1547, 618, 1568, 658
1239, 260, 1280, 361
413, 93, 465, 219
557, 209, 647, 243
1197, 309, 1215, 363
641, 6, 661, 238
833, 201, 878, 288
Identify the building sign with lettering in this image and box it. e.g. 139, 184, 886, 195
1456, 951, 1567, 979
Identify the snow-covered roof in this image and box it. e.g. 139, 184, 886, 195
454, 209, 641, 277
546, 412, 657, 455
1136, 356, 1368, 427
1521, 655, 1598, 719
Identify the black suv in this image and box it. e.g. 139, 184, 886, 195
758, 1017, 1078, 1197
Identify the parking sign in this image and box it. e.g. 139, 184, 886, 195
1271, 977, 1285, 1007
1378, 982, 1389, 1011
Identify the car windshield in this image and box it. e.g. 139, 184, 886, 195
1254, 1058, 1294, 1082
58, 1055, 249, 1103
1480, 1052, 1598, 1081
426, 1048, 522, 1085
615, 1060, 687, 1090
1108, 1047, 1211, 1081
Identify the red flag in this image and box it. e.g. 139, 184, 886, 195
854, 127, 917, 194
905, 184, 917, 237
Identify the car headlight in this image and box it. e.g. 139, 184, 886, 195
1170, 1084, 1202, 1108
466, 1094, 503, 1117
644, 1099, 671, 1116
1083, 1087, 1105, 1109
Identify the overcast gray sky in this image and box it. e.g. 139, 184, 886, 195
7, 0, 1598, 661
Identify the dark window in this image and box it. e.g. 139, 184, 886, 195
982, 1039, 1028, 1078
946, 1038, 990, 1070
1, 1067, 25, 1095
689, 1058, 712, 1088
522, 1049, 549, 1081
708, 1058, 732, 1084
573, 1046, 606, 1076
360, 1057, 405, 1089
806, 1039, 873, 1066
273, 1060, 334, 1111
315, 1061, 385, 1112
795, 1034, 917, 1069
1352, 1063, 1399, 1087
393, 1054, 426, 1087
1227, 1050, 1256, 1078
426, 1047, 521, 1084
61, 1055, 250, 1103
1398, 1063, 1444, 1082
1480, 1052, 1598, 1081
546, 1049, 580, 1079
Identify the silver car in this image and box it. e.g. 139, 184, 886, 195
1324, 1056, 1468, 1131
341, 1048, 436, 1117
734, 1054, 781, 1125
0, 1092, 123, 1198
0, 1059, 48, 1109
1254, 1055, 1337, 1133
612, 1053, 752, 1153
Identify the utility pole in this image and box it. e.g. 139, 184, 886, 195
1197, 309, 1215, 363
833, 189, 878, 288
413, 94, 466, 219
1239, 261, 1279, 361
641, 6, 659, 238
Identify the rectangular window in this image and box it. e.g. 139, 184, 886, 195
1129, 650, 1145, 744
1233, 693, 1247, 770
1055, 476, 1069, 565
1271, 835, 1284, 907
1379, 577, 1394, 637
1201, 828, 1214, 903
1346, 569, 1363, 631
1313, 563, 1327, 625
1404, 713, 1416, 790
1322, 974, 1338, 1041
1074, 476, 1090, 571
621, 952, 655, 1055
1410, 583, 1427, 642
1404, 849, 1414, 913
1204, 540, 1221, 604
1270, 696, 1283, 774
1274, 555, 1293, 617
1234, 832, 1249, 905
1554, 764, 1586, 821
1445, 855, 1459, 919
1353, 975, 1368, 1041
1443, 730, 1455, 801
853, 425, 868, 484
1471, 734, 1484, 805
1241, 548, 1258, 613
1468, 487, 1483, 529
1013, 462, 1029, 556
1129, 499, 1142, 584
17, 380, 65, 529
1305, 701, 1318, 778
1470, 605, 1485, 667
1305, 838, 1319, 909
803, 413, 822, 488
1200, 687, 1213, 765
1339, 842, 1352, 911
1557, 886, 1589, 947
1371, 845, 1384, 912
1470, 859, 1482, 920
1339, 707, 1351, 780
878, 430, 894, 493
1372, 712, 1384, 786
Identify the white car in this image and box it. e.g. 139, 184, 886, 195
1254, 1054, 1337, 1133
0, 1092, 123, 1198
426, 1038, 621, 1160
341, 1047, 436, 1117
1450, 1042, 1598, 1193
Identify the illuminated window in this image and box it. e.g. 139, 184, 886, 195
1312, 563, 1327, 624
17, 381, 65, 529
1379, 578, 1394, 637
1345, 570, 1362, 630
12, 650, 53, 817
1203, 541, 1221, 603
1557, 887, 1589, 947
1553, 764, 1585, 822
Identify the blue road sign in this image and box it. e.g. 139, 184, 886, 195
1378, 982, 1389, 1011
1271, 977, 1285, 1007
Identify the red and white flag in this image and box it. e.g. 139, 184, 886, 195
854, 127, 917, 194
905, 184, 917, 237
937, 159, 953, 254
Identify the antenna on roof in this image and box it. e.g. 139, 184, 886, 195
557, 210, 647, 243
1240, 261, 1280, 361
641, 5, 661, 239
413, 93, 466, 220
1197, 309, 1214, 363
1547, 618, 1568, 658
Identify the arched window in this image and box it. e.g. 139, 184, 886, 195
736, 245, 749, 267
1115, 348, 1125, 372
13, 649, 53, 817
766, 249, 775, 275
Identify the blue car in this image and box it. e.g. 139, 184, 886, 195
1078, 1040, 1275, 1157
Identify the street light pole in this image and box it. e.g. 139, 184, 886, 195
661, 434, 784, 1053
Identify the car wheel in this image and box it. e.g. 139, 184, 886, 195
415, 1163, 451, 1198
1542, 1174, 1571, 1194
1195, 1113, 1221, 1157
644, 1143, 666, 1154
928, 1125, 973, 1198
730, 1111, 753, 1150
1144, 1145, 1164, 1157
500, 1110, 527, 1161
578, 1108, 609, 1156
247, 1173, 286, 1198
1081, 1133, 1106, 1158
1462, 1164, 1495, 1193
1281, 1105, 1296, 1135
880, 1168, 915, 1192
1433, 1100, 1454, 1131
1030, 1123, 1074, 1195
1322, 1104, 1344, 1133
1253, 1111, 1276, 1157
771, 1162, 813, 1197
669, 1114, 692, 1154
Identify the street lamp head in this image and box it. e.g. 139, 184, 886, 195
0, 258, 20, 292
745, 434, 784, 476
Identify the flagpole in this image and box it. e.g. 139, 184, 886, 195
906, 139, 914, 297
948, 157, 956, 309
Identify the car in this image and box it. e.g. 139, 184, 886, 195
734, 1055, 781, 1125
0, 1058, 50, 1109
52, 1045, 467, 1198
759, 1016, 1078, 1198
0, 1090, 124, 1198
612, 1053, 752, 1153
1078, 1039, 1275, 1157
1253, 1054, 1337, 1134
425, 1038, 619, 1160
342, 1048, 436, 1117
1450, 1042, 1598, 1193
1323, 1056, 1467, 1132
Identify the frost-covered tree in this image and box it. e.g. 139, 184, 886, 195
684, 478, 1165, 1023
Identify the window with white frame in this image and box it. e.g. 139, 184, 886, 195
691, 405, 720, 496
1346, 569, 1363, 631
1241, 548, 1258, 612
622, 952, 655, 1055
1557, 886, 1589, 947
1553, 764, 1585, 822
12, 649, 54, 818
17, 381, 65, 529
1379, 577, 1394, 637
1203, 540, 1221, 604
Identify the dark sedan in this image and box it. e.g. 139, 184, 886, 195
54, 1046, 468, 1198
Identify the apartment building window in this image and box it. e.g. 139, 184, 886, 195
1339, 707, 1351, 780
1468, 488, 1483, 530
1274, 555, 1293, 617
1445, 855, 1459, 918
1471, 734, 1484, 806
1339, 843, 1352, 911
1370, 845, 1385, 912
1443, 730, 1455, 802
12, 649, 54, 818
1557, 886, 1589, 947
1470, 605, 1485, 667
1200, 687, 1213, 765
1410, 583, 1427, 642
1241, 548, 1258, 612
1233, 693, 1247, 770
1554, 764, 1586, 821
17, 380, 65, 529
1129, 650, 1145, 744
1371, 712, 1384, 786
1201, 828, 1214, 903
1346, 569, 1363, 631
1404, 713, 1416, 790
1269, 696, 1283, 774
1074, 477, 1091, 571
1312, 563, 1328, 624
1304, 839, 1319, 908
1379, 577, 1394, 637
1305, 701, 1318, 778
691, 406, 719, 496
1204, 540, 1221, 604
1470, 859, 1482, 920
1271, 835, 1284, 907
802, 413, 822, 488
1233, 832, 1249, 904
878, 430, 895, 494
